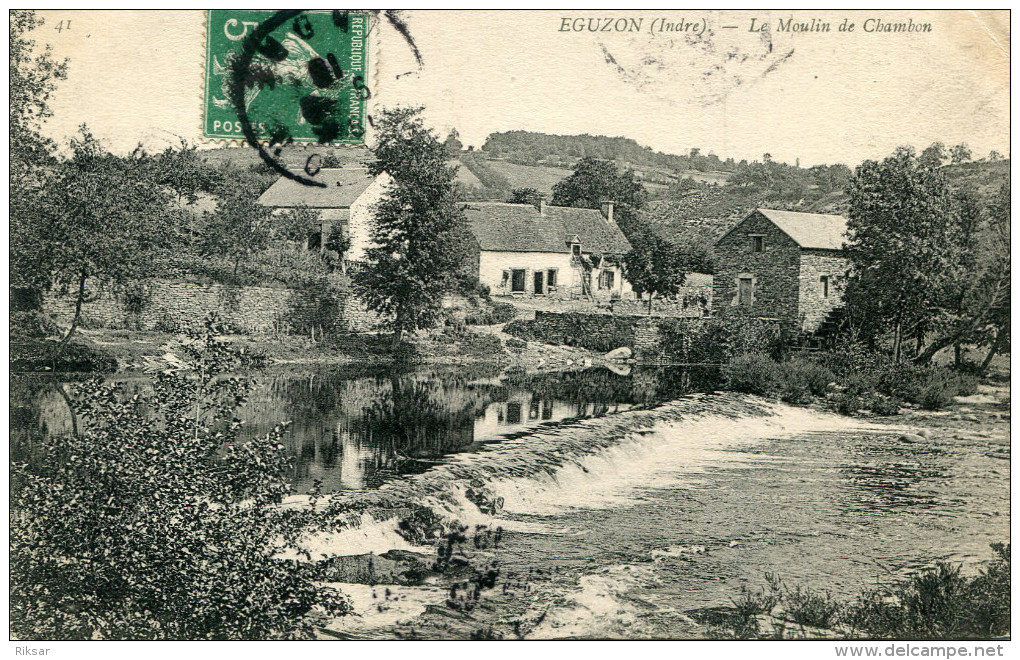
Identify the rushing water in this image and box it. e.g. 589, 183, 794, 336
10, 366, 1009, 639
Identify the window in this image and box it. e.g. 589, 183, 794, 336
820, 275, 830, 298
546, 269, 558, 288
571, 243, 582, 256
599, 270, 615, 290
511, 269, 526, 292
751, 235, 765, 253
738, 277, 754, 306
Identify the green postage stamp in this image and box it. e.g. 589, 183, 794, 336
203, 10, 369, 144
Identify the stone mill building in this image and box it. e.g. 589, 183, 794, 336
713, 208, 850, 334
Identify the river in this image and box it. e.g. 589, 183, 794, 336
10, 365, 1010, 639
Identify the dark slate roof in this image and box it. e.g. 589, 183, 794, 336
755, 208, 848, 250
463, 203, 632, 254
257, 168, 378, 208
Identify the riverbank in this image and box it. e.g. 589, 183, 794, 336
10, 324, 610, 376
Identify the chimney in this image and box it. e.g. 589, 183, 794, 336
537, 197, 546, 215
600, 200, 615, 224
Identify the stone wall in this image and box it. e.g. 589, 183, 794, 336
798, 250, 849, 333
43, 279, 386, 335
713, 210, 802, 330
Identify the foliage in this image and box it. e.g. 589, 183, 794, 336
443, 129, 463, 156
843, 146, 970, 361
623, 218, 693, 312
29, 128, 177, 345
842, 544, 1010, 639
274, 205, 319, 244
722, 353, 783, 396
480, 130, 738, 173
10, 11, 66, 170
777, 356, 835, 404
10, 319, 350, 639
10, 310, 60, 341
197, 186, 273, 277
10, 339, 118, 374
464, 301, 518, 326
551, 156, 646, 218
506, 187, 543, 206
458, 152, 512, 195
150, 138, 215, 204
784, 586, 842, 629
354, 107, 472, 342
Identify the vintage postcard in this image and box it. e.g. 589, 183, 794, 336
8, 8, 1010, 654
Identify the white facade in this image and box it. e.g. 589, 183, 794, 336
346, 172, 392, 262
479, 250, 631, 300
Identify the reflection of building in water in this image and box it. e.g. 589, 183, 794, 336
475, 392, 632, 438
337, 426, 374, 491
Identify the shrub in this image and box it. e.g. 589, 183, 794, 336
10, 320, 349, 639
10, 310, 59, 341
876, 363, 980, 410
723, 353, 783, 396
505, 337, 527, 351
779, 356, 835, 404
154, 311, 186, 334
504, 319, 538, 341
489, 301, 518, 324
842, 545, 1010, 639
784, 586, 841, 629
10, 340, 118, 374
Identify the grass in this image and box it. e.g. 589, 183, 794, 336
709, 543, 1010, 640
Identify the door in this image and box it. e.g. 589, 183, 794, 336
511, 269, 526, 293
533, 270, 544, 294
738, 277, 754, 306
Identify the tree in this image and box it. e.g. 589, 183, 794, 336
987, 150, 1003, 162
34, 128, 174, 345
950, 143, 972, 165
353, 107, 471, 344
10, 320, 349, 639
551, 157, 646, 234
622, 219, 690, 313
198, 187, 272, 278
11, 11, 68, 296
506, 187, 542, 206
843, 147, 969, 361
443, 128, 463, 156
151, 138, 214, 204
918, 141, 948, 168
275, 205, 319, 244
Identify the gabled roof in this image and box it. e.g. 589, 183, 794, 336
257, 168, 379, 208
754, 208, 848, 250
463, 203, 632, 254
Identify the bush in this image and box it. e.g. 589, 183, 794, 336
778, 356, 835, 404
842, 544, 1010, 639
10, 321, 349, 639
876, 363, 980, 410
723, 353, 783, 396
10, 339, 118, 374
504, 319, 538, 341
784, 586, 841, 629
464, 301, 519, 326
10, 310, 59, 341
489, 301, 518, 324
154, 311, 186, 334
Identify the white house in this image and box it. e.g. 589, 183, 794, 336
257, 167, 391, 262
463, 201, 633, 301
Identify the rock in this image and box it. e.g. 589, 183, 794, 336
605, 346, 633, 361
318, 550, 432, 585
916, 429, 931, 439
899, 433, 925, 443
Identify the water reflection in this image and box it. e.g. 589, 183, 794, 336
13, 366, 720, 494
242, 366, 720, 492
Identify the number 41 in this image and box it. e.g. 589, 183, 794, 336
54, 19, 71, 33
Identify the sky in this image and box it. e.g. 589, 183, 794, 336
35, 9, 1010, 168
